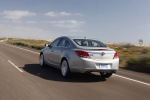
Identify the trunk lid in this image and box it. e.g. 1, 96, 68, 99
84, 48, 115, 60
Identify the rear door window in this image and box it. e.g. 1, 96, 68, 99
58, 38, 70, 47
50, 38, 61, 47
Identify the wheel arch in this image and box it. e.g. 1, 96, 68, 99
61, 57, 68, 64
40, 52, 43, 55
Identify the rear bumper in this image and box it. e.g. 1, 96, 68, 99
69, 58, 119, 73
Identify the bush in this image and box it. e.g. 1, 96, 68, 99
126, 57, 150, 73
29, 45, 44, 50
141, 48, 149, 54
127, 58, 139, 66
119, 43, 135, 49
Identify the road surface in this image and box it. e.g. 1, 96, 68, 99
0, 43, 150, 100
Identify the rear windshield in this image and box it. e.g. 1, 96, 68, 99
74, 39, 107, 47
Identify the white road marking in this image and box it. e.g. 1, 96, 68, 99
113, 74, 150, 86
2, 43, 150, 86
8, 60, 23, 72
2, 43, 40, 54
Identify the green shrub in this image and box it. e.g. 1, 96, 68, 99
126, 57, 150, 73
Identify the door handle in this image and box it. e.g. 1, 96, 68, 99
51, 48, 54, 52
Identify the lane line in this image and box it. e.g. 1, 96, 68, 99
1, 43, 40, 54
2, 43, 150, 86
113, 74, 150, 86
8, 60, 23, 72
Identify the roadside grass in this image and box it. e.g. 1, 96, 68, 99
107, 43, 150, 74
5, 38, 150, 74
6, 38, 50, 50
0, 38, 6, 40
126, 57, 150, 73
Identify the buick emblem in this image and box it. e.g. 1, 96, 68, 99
101, 52, 105, 56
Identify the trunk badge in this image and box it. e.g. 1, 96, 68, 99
101, 52, 105, 56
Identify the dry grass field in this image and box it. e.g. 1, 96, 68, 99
107, 43, 150, 73
6, 38, 50, 50
0, 38, 6, 40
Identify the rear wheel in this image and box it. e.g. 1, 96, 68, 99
100, 72, 112, 78
40, 54, 46, 67
61, 59, 70, 78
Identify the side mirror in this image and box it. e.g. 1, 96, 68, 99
44, 44, 49, 47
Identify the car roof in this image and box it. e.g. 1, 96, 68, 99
60, 36, 96, 40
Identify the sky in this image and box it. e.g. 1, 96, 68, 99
0, 0, 150, 44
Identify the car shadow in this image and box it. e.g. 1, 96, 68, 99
23, 64, 106, 83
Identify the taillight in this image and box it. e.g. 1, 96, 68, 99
75, 50, 91, 58
113, 52, 118, 59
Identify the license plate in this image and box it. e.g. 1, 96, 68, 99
99, 64, 111, 69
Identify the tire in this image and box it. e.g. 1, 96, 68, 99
61, 59, 70, 78
100, 72, 112, 78
39, 54, 46, 67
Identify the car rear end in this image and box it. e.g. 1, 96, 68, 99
68, 38, 119, 74
69, 48, 119, 73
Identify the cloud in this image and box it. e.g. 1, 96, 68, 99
45, 11, 71, 17
45, 11, 83, 17
0, 24, 50, 39
2, 10, 36, 20
49, 20, 85, 28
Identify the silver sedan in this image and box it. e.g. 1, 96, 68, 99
40, 36, 119, 78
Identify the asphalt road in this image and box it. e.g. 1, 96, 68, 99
0, 43, 150, 100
